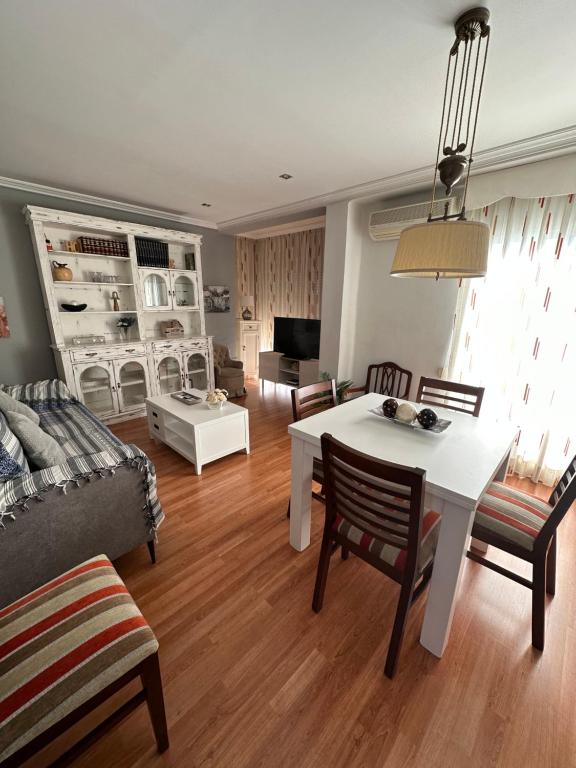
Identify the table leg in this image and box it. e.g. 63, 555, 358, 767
290, 438, 313, 551
420, 500, 475, 657
471, 450, 510, 553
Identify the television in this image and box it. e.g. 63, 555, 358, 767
273, 317, 320, 360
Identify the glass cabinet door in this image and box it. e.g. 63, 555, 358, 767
75, 363, 118, 418
185, 352, 208, 390
172, 272, 198, 308
156, 355, 183, 394
142, 270, 170, 309
115, 358, 149, 412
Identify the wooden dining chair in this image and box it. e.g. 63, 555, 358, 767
467, 455, 576, 650
416, 376, 484, 417
312, 433, 441, 678
286, 379, 337, 517
347, 361, 412, 400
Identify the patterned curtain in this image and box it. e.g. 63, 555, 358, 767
447, 194, 576, 486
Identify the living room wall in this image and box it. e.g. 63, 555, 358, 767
319, 196, 458, 392
0, 187, 235, 385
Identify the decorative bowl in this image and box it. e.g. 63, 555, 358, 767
61, 303, 87, 312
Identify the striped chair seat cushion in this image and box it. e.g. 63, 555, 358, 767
0, 555, 158, 763
333, 510, 441, 573
474, 482, 552, 551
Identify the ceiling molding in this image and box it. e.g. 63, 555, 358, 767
0, 176, 218, 230
238, 216, 326, 240
218, 125, 576, 232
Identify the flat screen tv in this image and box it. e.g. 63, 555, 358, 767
273, 317, 320, 360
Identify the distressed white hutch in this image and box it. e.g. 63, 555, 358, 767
25, 206, 214, 423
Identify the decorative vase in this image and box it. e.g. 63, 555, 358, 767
207, 400, 224, 410
52, 261, 73, 282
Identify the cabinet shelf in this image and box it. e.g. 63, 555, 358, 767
54, 281, 134, 287
59, 310, 138, 315
49, 249, 130, 262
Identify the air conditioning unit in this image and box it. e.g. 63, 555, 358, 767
368, 197, 459, 241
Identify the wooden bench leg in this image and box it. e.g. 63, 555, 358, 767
140, 653, 169, 753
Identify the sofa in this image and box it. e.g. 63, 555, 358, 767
0, 380, 163, 607
213, 343, 246, 397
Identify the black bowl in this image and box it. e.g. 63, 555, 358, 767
61, 303, 87, 312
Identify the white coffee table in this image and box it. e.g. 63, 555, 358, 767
146, 390, 250, 475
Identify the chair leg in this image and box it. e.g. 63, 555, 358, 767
140, 653, 169, 753
286, 500, 291, 519
341, 547, 349, 561
312, 535, 333, 613
147, 540, 156, 564
532, 560, 546, 651
384, 580, 414, 679
546, 535, 556, 597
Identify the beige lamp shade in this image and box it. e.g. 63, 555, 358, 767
391, 220, 489, 278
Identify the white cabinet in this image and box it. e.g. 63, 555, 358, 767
114, 357, 151, 413
237, 321, 261, 378
25, 206, 212, 424
73, 356, 151, 418
140, 268, 199, 311
155, 354, 185, 395
74, 361, 119, 419
153, 341, 213, 396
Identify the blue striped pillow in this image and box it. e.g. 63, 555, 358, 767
0, 411, 29, 480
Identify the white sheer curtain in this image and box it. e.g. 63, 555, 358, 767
446, 194, 576, 486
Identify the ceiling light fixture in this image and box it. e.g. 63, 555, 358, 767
391, 7, 492, 279
279, 173, 293, 180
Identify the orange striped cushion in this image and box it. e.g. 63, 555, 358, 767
474, 482, 552, 551
0, 555, 158, 763
333, 510, 441, 573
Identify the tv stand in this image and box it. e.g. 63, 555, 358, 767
259, 351, 320, 389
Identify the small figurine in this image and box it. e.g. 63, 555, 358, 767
111, 291, 120, 312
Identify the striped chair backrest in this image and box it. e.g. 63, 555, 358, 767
365, 361, 412, 400
320, 433, 425, 560
291, 380, 337, 422
416, 376, 484, 417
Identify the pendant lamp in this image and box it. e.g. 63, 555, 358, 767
391, 7, 492, 279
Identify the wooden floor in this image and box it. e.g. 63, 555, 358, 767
31, 383, 576, 768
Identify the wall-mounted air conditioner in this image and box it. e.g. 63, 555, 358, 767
368, 197, 459, 241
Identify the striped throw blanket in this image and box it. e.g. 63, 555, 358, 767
0, 380, 163, 533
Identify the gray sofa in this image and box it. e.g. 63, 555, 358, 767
0, 380, 163, 607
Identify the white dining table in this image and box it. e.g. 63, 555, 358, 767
288, 393, 517, 658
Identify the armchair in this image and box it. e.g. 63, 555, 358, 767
213, 343, 246, 397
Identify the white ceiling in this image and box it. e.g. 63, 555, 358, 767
0, 0, 575, 227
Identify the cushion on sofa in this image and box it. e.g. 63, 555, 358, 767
0, 412, 29, 480
6, 411, 66, 469
0, 391, 39, 425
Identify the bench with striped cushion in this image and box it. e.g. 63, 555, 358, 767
0, 555, 168, 766
474, 482, 552, 551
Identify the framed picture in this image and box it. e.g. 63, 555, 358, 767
204, 285, 231, 313
0, 297, 10, 338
